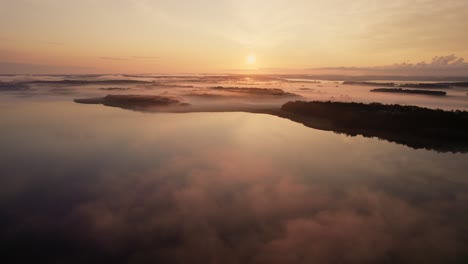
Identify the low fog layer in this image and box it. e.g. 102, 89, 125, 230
1, 74, 467, 111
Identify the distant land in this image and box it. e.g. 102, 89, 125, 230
3, 73, 468, 82
344, 81, 468, 88
30, 80, 148, 85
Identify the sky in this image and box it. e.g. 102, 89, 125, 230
1, 0, 468, 74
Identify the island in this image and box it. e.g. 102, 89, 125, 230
399, 83, 450, 89
280, 101, 468, 152
0, 83, 31, 91
98, 87, 132, 91
74, 95, 190, 111
370, 88, 446, 96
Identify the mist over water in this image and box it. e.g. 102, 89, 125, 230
1, 74, 468, 263
1, 74, 467, 110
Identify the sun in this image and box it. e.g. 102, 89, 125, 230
246, 54, 256, 64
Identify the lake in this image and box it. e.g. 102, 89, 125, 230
1, 76, 468, 263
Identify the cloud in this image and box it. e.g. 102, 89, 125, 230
375, 55, 468, 75
312, 55, 468, 76
385, 54, 466, 68
46, 41, 64, 46
99, 57, 130, 61
0, 61, 93, 74
430, 54, 464, 66
99, 56, 160, 61
133, 56, 159, 60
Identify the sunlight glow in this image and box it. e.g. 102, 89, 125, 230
247, 55, 257, 65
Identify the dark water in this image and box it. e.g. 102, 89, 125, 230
1, 99, 467, 263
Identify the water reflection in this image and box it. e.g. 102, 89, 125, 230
73, 96, 468, 153
0, 101, 467, 263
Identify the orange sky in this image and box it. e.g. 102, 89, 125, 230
1, 0, 467, 74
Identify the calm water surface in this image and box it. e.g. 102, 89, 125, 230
1, 99, 467, 263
